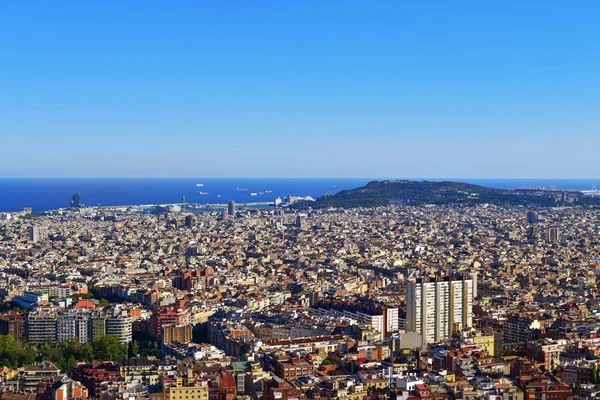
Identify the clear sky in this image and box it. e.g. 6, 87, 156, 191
1, 1, 599, 178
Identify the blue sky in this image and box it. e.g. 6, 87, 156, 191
1, 1, 599, 178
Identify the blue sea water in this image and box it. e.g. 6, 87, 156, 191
0, 178, 598, 213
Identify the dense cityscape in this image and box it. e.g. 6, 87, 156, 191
3, 1, 599, 400
2, 196, 600, 400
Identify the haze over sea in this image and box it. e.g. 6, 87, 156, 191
0, 178, 598, 213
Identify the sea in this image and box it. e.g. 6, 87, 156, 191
0, 178, 598, 213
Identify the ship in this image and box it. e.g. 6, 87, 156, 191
259, 192, 265, 195
265, 190, 273, 193
196, 183, 204, 187
249, 192, 258, 196
199, 192, 209, 195
237, 188, 248, 191
582, 184, 600, 197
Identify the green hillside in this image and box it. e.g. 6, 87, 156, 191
306, 180, 584, 208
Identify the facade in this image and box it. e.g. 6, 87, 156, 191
162, 323, 193, 345
56, 312, 77, 344
228, 201, 235, 216
71, 362, 121, 398
90, 313, 106, 343
149, 307, 185, 340
163, 379, 209, 400
29, 226, 48, 243
49, 378, 89, 400
27, 309, 58, 344
406, 275, 474, 344
546, 226, 560, 243
0, 312, 27, 341
105, 315, 132, 344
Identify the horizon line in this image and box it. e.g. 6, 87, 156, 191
0, 177, 599, 180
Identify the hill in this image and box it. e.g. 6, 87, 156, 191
304, 180, 587, 208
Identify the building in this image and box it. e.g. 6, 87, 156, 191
546, 226, 560, 243
264, 376, 301, 400
119, 357, 160, 386
105, 315, 132, 344
161, 323, 193, 346
56, 312, 77, 344
29, 226, 48, 243
20, 362, 64, 394
149, 307, 185, 340
49, 378, 90, 400
71, 362, 121, 398
274, 357, 313, 380
90, 313, 107, 343
27, 309, 58, 344
74, 312, 90, 345
406, 275, 474, 344
0, 312, 27, 342
163, 378, 209, 400
526, 211, 538, 224
228, 201, 235, 216
185, 215, 194, 228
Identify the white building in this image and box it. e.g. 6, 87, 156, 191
406, 275, 474, 344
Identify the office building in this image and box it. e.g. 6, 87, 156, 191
185, 215, 194, 228
29, 226, 48, 243
546, 226, 560, 243
228, 200, 236, 216
526, 211, 538, 224
406, 274, 474, 344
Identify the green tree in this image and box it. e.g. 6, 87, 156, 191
0, 334, 19, 368
17, 343, 36, 366
77, 344, 94, 363
128, 340, 140, 358
39, 342, 52, 362
99, 298, 110, 308
93, 335, 127, 361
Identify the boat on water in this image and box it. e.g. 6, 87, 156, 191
237, 188, 248, 191
582, 184, 600, 197
265, 190, 273, 193
199, 192, 209, 195
217, 194, 221, 198
196, 183, 204, 187
249, 192, 258, 196
259, 192, 265, 195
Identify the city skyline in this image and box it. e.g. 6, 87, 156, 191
2, 1, 600, 178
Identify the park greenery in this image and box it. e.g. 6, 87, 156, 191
0, 334, 139, 373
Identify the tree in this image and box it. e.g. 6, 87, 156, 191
99, 299, 110, 308
78, 344, 93, 363
93, 335, 127, 361
39, 342, 52, 362
0, 334, 19, 368
128, 340, 140, 358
